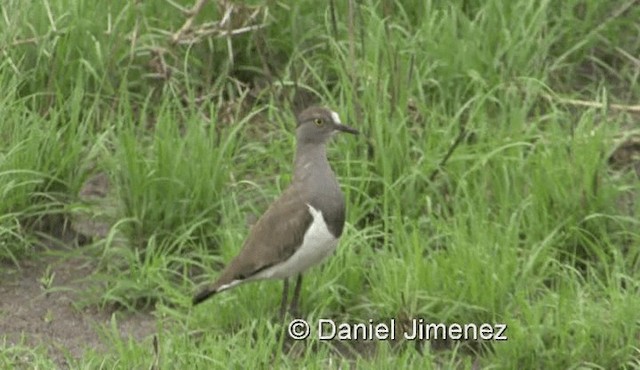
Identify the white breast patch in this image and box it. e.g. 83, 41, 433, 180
252, 204, 338, 280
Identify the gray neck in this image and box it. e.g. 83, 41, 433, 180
293, 142, 330, 181
292, 141, 346, 238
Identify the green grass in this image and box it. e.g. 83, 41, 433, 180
0, 336, 60, 369
1, 0, 639, 368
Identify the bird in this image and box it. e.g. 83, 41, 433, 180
192, 106, 359, 318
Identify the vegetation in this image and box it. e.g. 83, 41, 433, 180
1, 0, 639, 368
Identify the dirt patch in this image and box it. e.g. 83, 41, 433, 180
0, 245, 156, 368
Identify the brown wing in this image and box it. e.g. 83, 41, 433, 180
208, 183, 312, 291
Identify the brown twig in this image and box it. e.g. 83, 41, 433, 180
3, 36, 41, 48
171, 0, 209, 44
144, 48, 172, 81
615, 46, 640, 69
169, 0, 268, 46
165, 0, 190, 14
174, 22, 267, 45
0, 32, 64, 53
429, 123, 467, 182
542, 93, 640, 113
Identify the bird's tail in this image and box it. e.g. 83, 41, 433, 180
192, 286, 218, 305
192, 272, 244, 305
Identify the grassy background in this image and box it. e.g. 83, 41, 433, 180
1, 0, 639, 368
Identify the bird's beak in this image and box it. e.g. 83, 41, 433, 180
334, 123, 360, 135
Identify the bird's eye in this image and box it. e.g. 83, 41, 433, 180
313, 118, 324, 126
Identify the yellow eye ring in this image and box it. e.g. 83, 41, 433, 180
313, 118, 323, 126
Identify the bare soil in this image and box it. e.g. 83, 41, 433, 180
0, 242, 156, 368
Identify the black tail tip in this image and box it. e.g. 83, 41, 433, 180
192, 289, 216, 305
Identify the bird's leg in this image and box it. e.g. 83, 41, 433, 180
289, 274, 303, 317
279, 278, 289, 320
